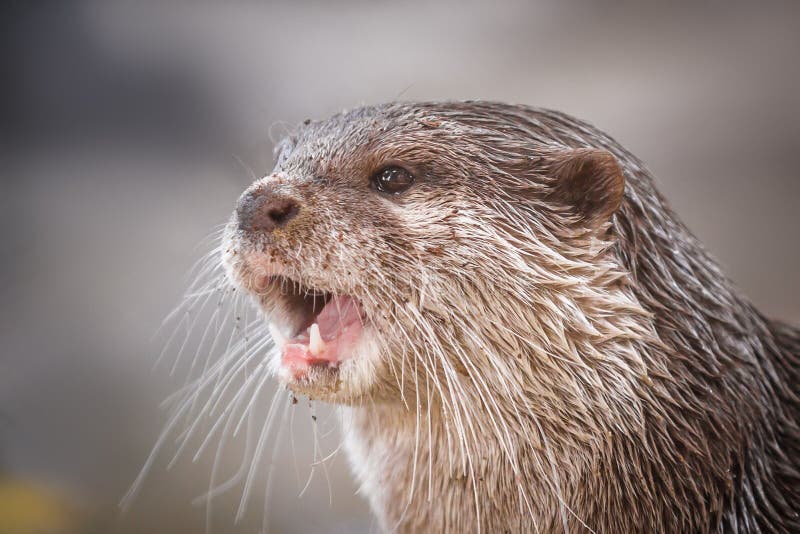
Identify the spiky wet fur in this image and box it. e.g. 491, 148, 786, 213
215, 102, 800, 532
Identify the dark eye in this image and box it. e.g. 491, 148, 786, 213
372, 166, 415, 195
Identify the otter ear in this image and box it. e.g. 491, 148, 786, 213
547, 148, 625, 226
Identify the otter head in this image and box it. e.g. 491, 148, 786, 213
222, 103, 636, 422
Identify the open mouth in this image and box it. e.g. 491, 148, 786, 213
266, 276, 365, 380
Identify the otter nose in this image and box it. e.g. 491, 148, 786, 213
236, 186, 299, 234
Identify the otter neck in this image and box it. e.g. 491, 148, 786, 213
341, 403, 561, 533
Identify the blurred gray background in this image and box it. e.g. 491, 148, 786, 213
1, 1, 798, 533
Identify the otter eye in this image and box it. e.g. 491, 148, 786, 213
372, 166, 414, 195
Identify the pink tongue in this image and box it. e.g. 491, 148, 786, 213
281, 296, 363, 370
315, 296, 361, 339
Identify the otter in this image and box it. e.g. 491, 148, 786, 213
220, 101, 800, 532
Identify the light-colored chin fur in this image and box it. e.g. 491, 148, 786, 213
274, 328, 386, 405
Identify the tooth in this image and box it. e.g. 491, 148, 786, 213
309, 323, 326, 356
268, 323, 286, 347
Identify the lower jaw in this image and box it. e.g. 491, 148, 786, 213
278, 363, 347, 400
275, 332, 360, 396
281, 358, 340, 384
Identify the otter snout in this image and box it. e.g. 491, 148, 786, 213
236, 182, 299, 234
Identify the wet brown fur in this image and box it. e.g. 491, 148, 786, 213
223, 102, 800, 532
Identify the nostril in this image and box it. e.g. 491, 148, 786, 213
238, 192, 300, 233
267, 201, 298, 226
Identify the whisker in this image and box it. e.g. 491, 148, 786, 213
235, 387, 285, 523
